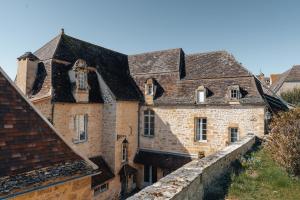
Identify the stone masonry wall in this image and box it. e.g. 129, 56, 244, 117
32, 98, 52, 121
12, 176, 92, 200
140, 105, 264, 157
53, 103, 103, 158
128, 134, 256, 200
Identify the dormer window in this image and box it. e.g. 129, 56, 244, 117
73, 59, 89, 91
196, 86, 206, 104
229, 85, 241, 100
146, 84, 153, 95
145, 79, 154, 96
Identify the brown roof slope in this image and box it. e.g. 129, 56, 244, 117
185, 51, 251, 79
271, 65, 300, 93
0, 67, 95, 197
128, 48, 182, 75
32, 33, 140, 102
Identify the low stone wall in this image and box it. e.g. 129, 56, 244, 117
127, 134, 256, 200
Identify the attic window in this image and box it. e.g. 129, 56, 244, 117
196, 86, 206, 103
145, 79, 154, 96
77, 71, 87, 90
229, 85, 241, 100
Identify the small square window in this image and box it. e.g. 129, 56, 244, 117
230, 89, 240, 99
94, 183, 109, 196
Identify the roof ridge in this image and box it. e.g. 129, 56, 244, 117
129, 48, 182, 56
186, 50, 228, 56
62, 33, 127, 57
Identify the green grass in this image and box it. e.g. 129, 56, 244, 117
227, 148, 300, 200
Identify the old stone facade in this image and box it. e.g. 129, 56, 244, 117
13, 31, 287, 199
139, 105, 265, 157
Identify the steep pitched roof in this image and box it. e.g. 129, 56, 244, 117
128, 48, 182, 75
0, 67, 96, 198
184, 51, 251, 79
31, 33, 140, 102
271, 65, 300, 93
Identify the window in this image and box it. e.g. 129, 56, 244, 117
144, 165, 157, 186
74, 114, 88, 143
196, 86, 206, 103
197, 90, 205, 103
122, 140, 128, 162
146, 83, 153, 95
77, 71, 87, 90
144, 110, 155, 136
230, 89, 240, 99
94, 183, 109, 196
230, 128, 239, 142
195, 118, 207, 141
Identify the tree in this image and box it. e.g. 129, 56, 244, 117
281, 87, 300, 106
265, 108, 300, 176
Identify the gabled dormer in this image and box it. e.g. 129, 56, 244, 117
144, 78, 156, 105
228, 85, 241, 102
72, 59, 90, 103
195, 85, 207, 104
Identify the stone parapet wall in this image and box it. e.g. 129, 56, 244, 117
128, 134, 256, 200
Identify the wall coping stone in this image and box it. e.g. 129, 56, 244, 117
128, 134, 256, 200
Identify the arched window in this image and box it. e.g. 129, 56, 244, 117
144, 109, 155, 136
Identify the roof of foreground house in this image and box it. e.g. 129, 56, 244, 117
0, 67, 97, 198
271, 65, 300, 93
21, 31, 287, 111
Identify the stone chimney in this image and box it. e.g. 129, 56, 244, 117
15, 52, 39, 95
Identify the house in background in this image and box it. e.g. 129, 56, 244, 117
0, 66, 98, 199
14, 30, 288, 199
271, 65, 300, 95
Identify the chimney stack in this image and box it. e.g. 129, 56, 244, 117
15, 52, 39, 95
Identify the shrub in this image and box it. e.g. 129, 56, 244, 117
265, 108, 300, 176
281, 87, 300, 106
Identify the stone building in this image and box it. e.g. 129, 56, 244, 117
14, 31, 287, 199
0, 66, 98, 199
271, 65, 300, 95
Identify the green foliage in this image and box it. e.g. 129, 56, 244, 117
227, 149, 300, 200
265, 108, 300, 176
281, 87, 300, 106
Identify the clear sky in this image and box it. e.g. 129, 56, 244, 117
0, 0, 300, 78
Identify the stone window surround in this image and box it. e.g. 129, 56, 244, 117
228, 85, 241, 100
73, 114, 88, 144
145, 78, 156, 96
195, 85, 206, 104
143, 109, 155, 137
229, 127, 239, 143
94, 182, 109, 196
194, 117, 207, 142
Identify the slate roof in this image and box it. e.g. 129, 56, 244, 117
90, 156, 114, 187
134, 150, 192, 170
26, 32, 287, 111
271, 65, 300, 93
0, 67, 96, 198
17, 52, 39, 61
31, 33, 140, 102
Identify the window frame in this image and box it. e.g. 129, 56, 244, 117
195, 118, 207, 142
145, 83, 154, 95
94, 183, 109, 196
77, 71, 87, 90
144, 109, 155, 137
229, 127, 239, 143
73, 114, 88, 143
121, 141, 128, 163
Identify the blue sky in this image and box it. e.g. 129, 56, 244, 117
0, 0, 300, 78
